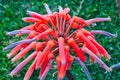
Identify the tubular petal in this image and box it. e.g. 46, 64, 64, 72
90, 56, 95, 63
59, 63, 67, 79
26, 31, 38, 39
75, 57, 92, 80
56, 56, 61, 80
82, 46, 112, 72
40, 62, 52, 80
7, 44, 23, 59
71, 22, 83, 29
11, 42, 36, 62
68, 38, 86, 62
58, 6, 63, 12
34, 28, 53, 40
39, 53, 54, 76
110, 62, 120, 70
64, 18, 74, 37
36, 42, 45, 52
24, 50, 41, 80
44, 3, 52, 14
85, 17, 111, 26
21, 24, 35, 30
90, 30, 117, 38
4, 39, 35, 51
22, 17, 42, 22
35, 41, 55, 69
81, 29, 94, 38
73, 16, 85, 26
7, 30, 32, 36
34, 51, 42, 69
58, 37, 66, 65
88, 36, 111, 59
63, 8, 70, 14
64, 45, 74, 69
24, 59, 36, 80
27, 10, 49, 21
9, 51, 37, 77
76, 31, 100, 57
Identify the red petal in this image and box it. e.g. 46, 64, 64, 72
88, 36, 111, 59
76, 31, 100, 57
68, 38, 86, 62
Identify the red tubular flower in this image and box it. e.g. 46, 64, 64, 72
5, 3, 116, 80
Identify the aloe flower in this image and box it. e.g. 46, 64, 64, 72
4, 3, 116, 80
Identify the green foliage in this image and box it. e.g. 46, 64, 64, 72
0, 0, 120, 80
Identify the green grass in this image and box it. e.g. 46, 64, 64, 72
0, 0, 120, 80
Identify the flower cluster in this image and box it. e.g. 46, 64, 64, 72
4, 4, 116, 80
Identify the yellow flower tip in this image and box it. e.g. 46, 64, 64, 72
107, 16, 111, 21
11, 58, 17, 63
7, 54, 11, 59
108, 67, 112, 72
23, 77, 28, 80
9, 73, 14, 77
109, 56, 111, 60
43, 3, 47, 6
106, 55, 111, 61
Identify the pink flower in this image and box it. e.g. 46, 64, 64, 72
4, 3, 116, 80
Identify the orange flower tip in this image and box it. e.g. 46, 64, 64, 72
48, 28, 53, 33
48, 41, 55, 47
48, 54, 54, 59
59, 74, 64, 79
56, 56, 60, 61
58, 37, 64, 41
73, 16, 77, 19
76, 31, 82, 38
64, 45, 70, 50
67, 38, 74, 44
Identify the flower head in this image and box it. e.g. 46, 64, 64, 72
5, 3, 116, 80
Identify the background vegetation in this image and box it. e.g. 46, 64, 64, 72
0, 0, 120, 80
